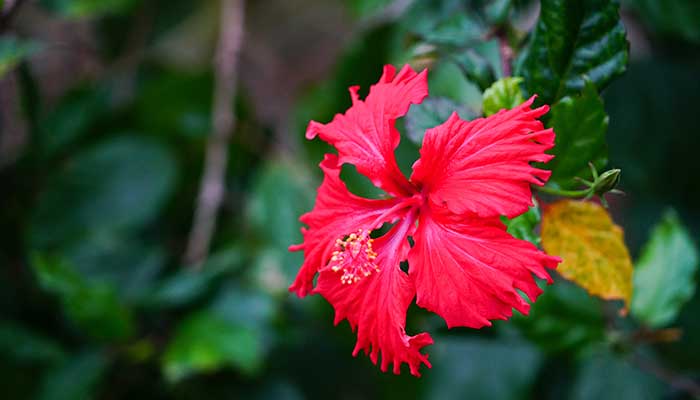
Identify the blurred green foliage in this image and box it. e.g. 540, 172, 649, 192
0, 0, 699, 398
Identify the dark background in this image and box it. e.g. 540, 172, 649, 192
0, 0, 699, 399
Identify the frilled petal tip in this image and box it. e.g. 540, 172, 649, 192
313, 216, 433, 376
288, 153, 407, 297
411, 95, 556, 219
302, 64, 427, 197
408, 212, 560, 329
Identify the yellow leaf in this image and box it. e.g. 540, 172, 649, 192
541, 200, 633, 309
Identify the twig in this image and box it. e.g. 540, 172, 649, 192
184, 0, 245, 267
631, 352, 700, 398
497, 30, 513, 77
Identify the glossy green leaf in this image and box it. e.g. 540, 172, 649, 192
162, 312, 262, 382
0, 37, 40, 77
426, 337, 542, 400
515, 0, 629, 105
504, 203, 541, 245
31, 255, 134, 341
30, 136, 177, 250
404, 97, 476, 145
36, 351, 108, 400
631, 210, 699, 328
546, 80, 608, 188
570, 349, 663, 400
483, 77, 525, 116
0, 321, 65, 364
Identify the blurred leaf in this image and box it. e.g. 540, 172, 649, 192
570, 350, 663, 400
482, 77, 525, 116
425, 337, 542, 400
31, 255, 134, 341
248, 159, 313, 248
162, 312, 262, 382
36, 350, 108, 400
135, 71, 212, 139
514, 278, 605, 354
0, 321, 65, 364
37, 85, 110, 156
505, 202, 541, 245
631, 210, 699, 328
63, 234, 165, 302
0, 37, 40, 77
40, 0, 137, 18
247, 159, 314, 285
30, 136, 177, 250
420, 12, 487, 47
515, 0, 628, 105
145, 247, 242, 308
627, 0, 700, 43
404, 96, 476, 145
546, 80, 608, 189
542, 200, 633, 308
450, 48, 497, 91
426, 60, 483, 107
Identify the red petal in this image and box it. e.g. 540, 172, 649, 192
314, 212, 433, 376
408, 211, 560, 329
289, 153, 408, 297
306, 64, 427, 197
411, 97, 555, 218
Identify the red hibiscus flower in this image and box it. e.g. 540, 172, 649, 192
289, 64, 561, 376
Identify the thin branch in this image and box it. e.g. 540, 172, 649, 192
498, 30, 513, 77
631, 352, 700, 398
184, 0, 245, 267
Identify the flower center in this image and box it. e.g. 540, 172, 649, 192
329, 229, 379, 284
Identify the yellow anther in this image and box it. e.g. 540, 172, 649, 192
327, 229, 380, 285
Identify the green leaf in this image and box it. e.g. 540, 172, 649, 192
37, 85, 110, 156
628, 0, 700, 43
144, 247, 242, 308
0, 37, 41, 77
483, 77, 525, 116
546, 80, 608, 189
504, 202, 541, 245
404, 97, 476, 145
515, 0, 629, 105
30, 136, 177, 250
247, 159, 314, 285
31, 255, 134, 341
162, 312, 262, 382
419, 12, 487, 47
40, 0, 137, 18
62, 234, 165, 303
631, 210, 699, 328
450, 47, 497, 91
36, 350, 108, 400
570, 349, 663, 400
514, 278, 605, 354
425, 337, 542, 400
0, 321, 65, 364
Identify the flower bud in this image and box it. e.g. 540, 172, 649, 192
593, 168, 621, 196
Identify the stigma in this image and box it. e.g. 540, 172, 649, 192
328, 229, 379, 284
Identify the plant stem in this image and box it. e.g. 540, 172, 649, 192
184, 0, 245, 268
536, 185, 591, 198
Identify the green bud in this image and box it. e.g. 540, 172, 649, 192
593, 168, 621, 196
